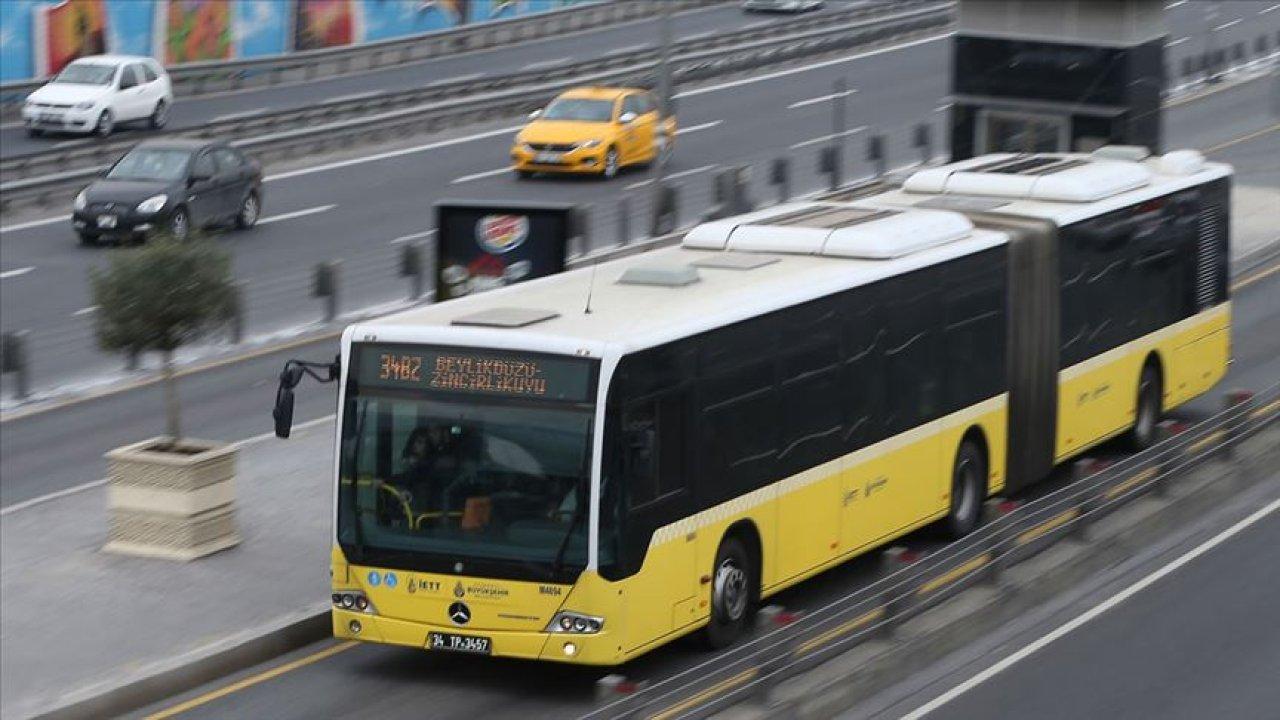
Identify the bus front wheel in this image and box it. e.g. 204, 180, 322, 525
705, 536, 755, 649
945, 440, 985, 538
1128, 364, 1162, 452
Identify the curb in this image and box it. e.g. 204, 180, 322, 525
752, 425, 1280, 719
34, 607, 331, 720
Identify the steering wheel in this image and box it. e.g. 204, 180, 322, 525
377, 483, 414, 528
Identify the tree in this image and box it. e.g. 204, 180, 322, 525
90, 235, 236, 444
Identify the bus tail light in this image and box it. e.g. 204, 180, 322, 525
546, 611, 604, 634
333, 590, 377, 615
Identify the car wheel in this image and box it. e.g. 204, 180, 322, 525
169, 207, 190, 241
944, 440, 985, 538
95, 110, 113, 138
1128, 364, 1162, 452
514, 169, 534, 180
601, 147, 620, 179
704, 535, 756, 649
235, 191, 260, 229
27, 127, 44, 138
77, 232, 96, 247
150, 100, 169, 129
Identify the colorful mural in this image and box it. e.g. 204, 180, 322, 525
0, 0, 604, 82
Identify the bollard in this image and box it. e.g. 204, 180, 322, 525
400, 242, 425, 301
617, 195, 631, 246
571, 204, 593, 258
1220, 389, 1255, 461
125, 348, 140, 372
1, 330, 31, 401
729, 165, 754, 214
313, 261, 341, 323
819, 145, 842, 190
913, 123, 932, 164
866, 134, 886, 177
770, 156, 791, 203
651, 182, 679, 236
229, 281, 245, 344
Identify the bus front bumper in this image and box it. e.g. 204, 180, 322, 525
332, 608, 619, 665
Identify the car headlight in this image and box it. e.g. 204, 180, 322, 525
136, 194, 168, 214
74, 101, 96, 110
546, 611, 604, 634
74, 190, 88, 211
577, 140, 602, 149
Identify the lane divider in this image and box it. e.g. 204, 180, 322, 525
916, 553, 991, 597
791, 606, 886, 658
1102, 467, 1160, 502
647, 667, 759, 720
1015, 508, 1081, 546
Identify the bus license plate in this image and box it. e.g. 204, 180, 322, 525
534, 151, 563, 164
428, 632, 491, 655
97, 215, 118, 229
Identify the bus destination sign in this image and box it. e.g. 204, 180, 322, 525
356, 345, 592, 402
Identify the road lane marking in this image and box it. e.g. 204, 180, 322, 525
624, 164, 718, 190
0, 266, 35, 279
934, 103, 952, 113
262, 125, 522, 182
1202, 123, 1279, 153
676, 120, 722, 135
525, 56, 574, 70
427, 72, 484, 86
901, 496, 1280, 719
389, 229, 436, 245
674, 33, 948, 99
1165, 37, 1189, 48
328, 90, 380, 104
605, 43, 652, 55
1, 215, 69, 233
789, 125, 867, 149
142, 641, 358, 720
788, 89, 857, 109
72, 305, 98, 317
681, 30, 712, 41
1164, 1, 1186, 9
451, 167, 511, 184
1212, 18, 1242, 31
1232, 260, 1280, 291
256, 204, 336, 225
1263, 4, 1280, 14
211, 109, 267, 122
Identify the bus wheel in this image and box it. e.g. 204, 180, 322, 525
1128, 364, 1162, 452
945, 441, 985, 538
705, 536, 754, 649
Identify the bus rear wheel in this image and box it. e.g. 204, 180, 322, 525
945, 440, 985, 538
1128, 364, 1162, 451
704, 536, 755, 649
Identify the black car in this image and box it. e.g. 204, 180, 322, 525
72, 139, 263, 245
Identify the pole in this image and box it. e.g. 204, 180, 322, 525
650, 0, 674, 236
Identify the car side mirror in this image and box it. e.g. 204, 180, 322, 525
188, 171, 211, 186
618, 111, 637, 125
528, 108, 542, 120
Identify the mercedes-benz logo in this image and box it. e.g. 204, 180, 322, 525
448, 602, 471, 625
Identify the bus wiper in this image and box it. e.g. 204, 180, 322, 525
550, 479, 587, 576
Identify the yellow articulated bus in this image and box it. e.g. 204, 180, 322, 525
273, 148, 1230, 664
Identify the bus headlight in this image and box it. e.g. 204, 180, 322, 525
546, 611, 604, 634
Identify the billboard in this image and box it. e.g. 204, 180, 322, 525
32, 0, 107, 77
435, 201, 575, 302
293, 0, 359, 51
157, 0, 234, 64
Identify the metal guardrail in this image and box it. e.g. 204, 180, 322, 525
585, 383, 1280, 720
0, 0, 717, 117
0, 1, 943, 186
0, 2, 953, 213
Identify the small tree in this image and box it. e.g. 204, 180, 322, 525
90, 235, 236, 444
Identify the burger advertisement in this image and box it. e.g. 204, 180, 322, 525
435, 201, 574, 301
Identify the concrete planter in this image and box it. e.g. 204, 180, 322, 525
103, 437, 240, 561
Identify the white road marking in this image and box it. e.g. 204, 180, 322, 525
72, 305, 98, 317
676, 120, 722, 135
1262, 4, 1280, 14
328, 91, 380, 104
934, 103, 953, 113
675, 33, 947, 99
0, 416, 335, 516
0, 266, 36, 280
52, 139, 87, 148
211, 108, 267, 123
256, 204, 336, 225
1213, 18, 1242, 31
389, 229, 436, 245
680, 30, 712, 41
787, 89, 857, 109
263, 125, 522, 182
525, 57, 574, 70
624, 164, 718, 190
451, 167, 512, 184
900, 497, 1280, 719
789, 125, 867, 150
1165, 37, 1190, 48
605, 43, 652, 56
1164, 0, 1186, 9
0, 216, 69, 233
428, 72, 484, 86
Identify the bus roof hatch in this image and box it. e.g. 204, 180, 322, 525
903, 153, 1152, 202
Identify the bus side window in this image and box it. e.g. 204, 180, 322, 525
623, 394, 685, 508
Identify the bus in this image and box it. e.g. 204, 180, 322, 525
273, 147, 1230, 664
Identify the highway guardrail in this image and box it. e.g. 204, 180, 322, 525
0, 1, 952, 213
0, 0, 719, 119
585, 382, 1280, 720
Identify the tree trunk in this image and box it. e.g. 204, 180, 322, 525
162, 349, 181, 443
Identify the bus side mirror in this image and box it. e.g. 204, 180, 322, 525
273, 386, 295, 438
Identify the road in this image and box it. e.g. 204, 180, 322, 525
0, 1, 855, 158
851, 483, 1280, 720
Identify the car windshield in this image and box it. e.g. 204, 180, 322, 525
337, 345, 600, 580
106, 149, 191, 182
541, 98, 615, 122
53, 63, 116, 86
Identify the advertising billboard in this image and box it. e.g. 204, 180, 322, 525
434, 201, 575, 302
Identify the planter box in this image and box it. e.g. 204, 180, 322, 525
103, 437, 240, 561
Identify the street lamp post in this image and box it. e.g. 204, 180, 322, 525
651, 0, 674, 236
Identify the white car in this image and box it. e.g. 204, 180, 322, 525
22, 55, 173, 138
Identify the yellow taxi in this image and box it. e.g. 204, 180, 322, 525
511, 86, 676, 179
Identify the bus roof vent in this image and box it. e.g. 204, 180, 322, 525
618, 263, 701, 287
1091, 145, 1151, 162
451, 307, 560, 328
1156, 149, 1206, 176
690, 252, 781, 271
682, 203, 971, 259
904, 153, 1152, 202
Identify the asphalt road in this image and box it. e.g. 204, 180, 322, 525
0, 1, 860, 158
851, 480, 1280, 720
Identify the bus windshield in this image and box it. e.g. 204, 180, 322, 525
337, 346, 597, 581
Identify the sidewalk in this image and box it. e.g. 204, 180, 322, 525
2, 188, 1277, 720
